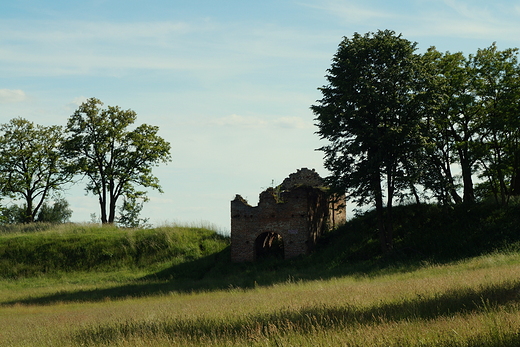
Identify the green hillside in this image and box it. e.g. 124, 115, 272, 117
0, 223, 229, 280
2, 202, 520, 291
2, 204, 520, 346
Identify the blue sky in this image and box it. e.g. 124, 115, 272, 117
2, 0, 520, 232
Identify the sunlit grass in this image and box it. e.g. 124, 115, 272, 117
2, 251, 520, 346
0, 223, 229, 279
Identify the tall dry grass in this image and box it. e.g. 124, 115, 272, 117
2, 251, 520, 346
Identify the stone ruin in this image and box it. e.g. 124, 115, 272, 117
230, 168, 346, 262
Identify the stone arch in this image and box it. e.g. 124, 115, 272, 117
254, 231, 285, 260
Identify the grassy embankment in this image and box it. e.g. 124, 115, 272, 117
2, 203, 520, 346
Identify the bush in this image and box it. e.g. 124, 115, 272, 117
0, 199, 72, 225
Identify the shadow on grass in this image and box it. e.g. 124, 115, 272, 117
5, 203, 520, 307
1, 245, 432, 307
73, 280, 520, 346
1, 248, 235, 306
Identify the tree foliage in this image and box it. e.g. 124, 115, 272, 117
312, 30, 425, 252
116, 195, 151, 229
314, 31, 520, 252
1, 199, 72, 224
0, 118, 72, 223
63, 98, 171, 224
36, 198, 73, 223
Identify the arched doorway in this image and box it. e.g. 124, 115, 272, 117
254, 232, 284, 260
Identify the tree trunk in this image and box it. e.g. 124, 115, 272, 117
511, 146, 520, 196
373, 172, 392, 253
108, 179, 117, 224
385, 165, 394, 252
99, 196, 107, 224
25, 197, 34, 223
108, 196, 117, 224
511, 166, 520, 196
458, 149, 475, 204
441, 160, 462, 204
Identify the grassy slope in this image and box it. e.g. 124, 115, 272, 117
0, 223, 229, 280
2, 203, 520, 293
2, 250, 520, 346
2, 203, 520, 346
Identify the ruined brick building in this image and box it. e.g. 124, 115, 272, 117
231, 168, 346, 262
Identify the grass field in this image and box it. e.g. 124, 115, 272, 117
2, 249, 520, 346
2, 204, 520, 346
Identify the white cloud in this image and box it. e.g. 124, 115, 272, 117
1, 20, 193, 44
0, 89, 27, 103
211, 114, 268, 128
64, 96, 88, 111
273, 116, 312, 129
0, 16, 335, 80
303, 0, 520, 45
210, 114, 311, 129
300, 0, 399, 24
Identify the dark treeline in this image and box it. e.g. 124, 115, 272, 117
313, 30, 520, 252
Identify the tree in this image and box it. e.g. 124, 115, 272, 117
470, 44, 520, 204
116, 195, 151, 228
1, 198, 72, 224
312, 30, 425, 253
420, 48, 479, 205
0, 118, 72, 223
420, 45, 520, 206
63, 98, 171, 224
36, 198, 73, 223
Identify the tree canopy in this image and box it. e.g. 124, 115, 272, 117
312, 30, 425, 252
313, 30, 520, 252
0, 118, 72, 223
63, 98, 171, 224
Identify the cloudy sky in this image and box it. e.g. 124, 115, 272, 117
2, 0, 520, 233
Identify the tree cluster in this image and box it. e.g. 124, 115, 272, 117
0, 98, 171, 226
312, 30, 520, 252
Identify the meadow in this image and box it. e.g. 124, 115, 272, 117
2, 204, 520, 346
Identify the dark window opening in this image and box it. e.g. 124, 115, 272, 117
254, 232, 284, 260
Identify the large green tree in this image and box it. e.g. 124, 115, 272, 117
420, 48, 479, 204
470, 44, 520, 204
420, 45, 520, 206
63, 98, 171, 224
0, 118, 72, 223
312, 30, 425, 252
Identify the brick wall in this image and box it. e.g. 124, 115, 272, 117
230, 169, 346, 262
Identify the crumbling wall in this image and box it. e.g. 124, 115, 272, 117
231, 187, 311, 262
280, 168, 324, 190
230, 168, 346, 262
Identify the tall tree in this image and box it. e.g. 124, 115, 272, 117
0, 118, 72, 223
63, 98, 171, 224
470, 44, 520, 204
312, 30, 425, 253
420, 48, 479, 204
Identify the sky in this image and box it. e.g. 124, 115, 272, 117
2, 0, 520, 233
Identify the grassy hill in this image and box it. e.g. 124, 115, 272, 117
2, 202, 520, 287
2, 203, 520, 346
0, 223, 229, 280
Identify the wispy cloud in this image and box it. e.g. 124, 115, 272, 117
64, 96, 88, 111
300, 1, 397, 24
1, 20, 193, 43
0, 89, 27, 103
0, 15, 335, 80
303, 0, 520, 45
273, 116, 311, 129
211, 114, 268, 128
210, 114, 311, 129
